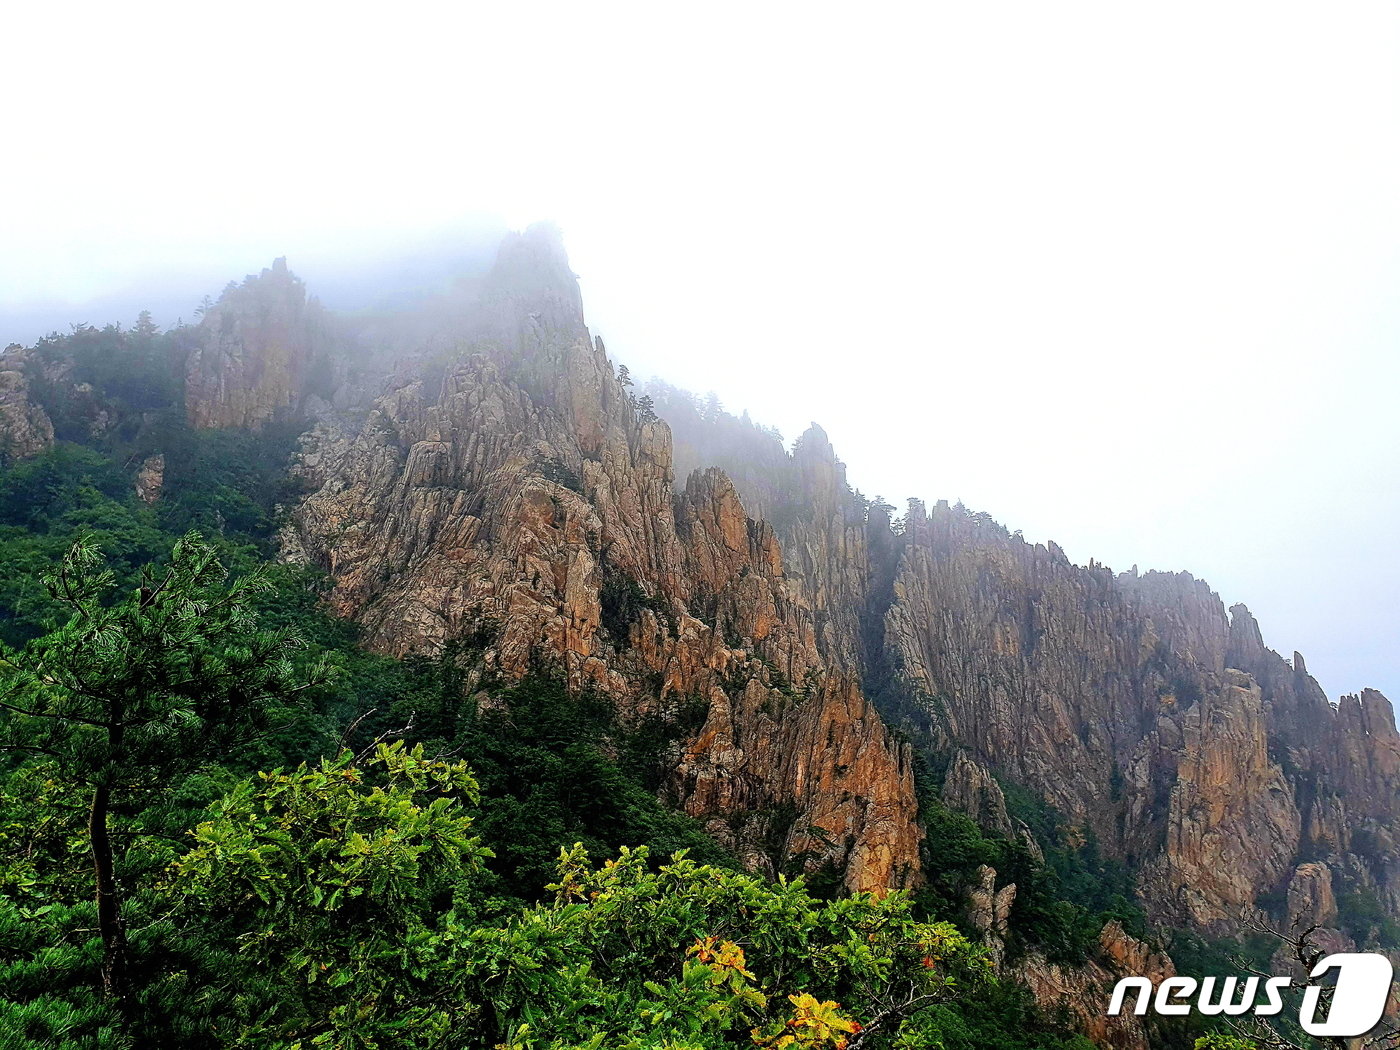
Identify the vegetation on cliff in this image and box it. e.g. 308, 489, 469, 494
4, 229, 1394, 1050
0, 330, 1095, 1045
0, 524, 1091, 1048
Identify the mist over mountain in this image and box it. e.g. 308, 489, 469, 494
1, 218, 510, 349
8, 219, 1393, 716
2, 227, 1395, 1047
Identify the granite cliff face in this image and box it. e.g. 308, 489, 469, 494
280, 227, 920, 892
1015, 920, 1176, 1050
872, 499, 1396, 932
660, 385, 1396, 940
186, 257, 329, 430
0, 347, 55, 462
256, 226, 1396, 930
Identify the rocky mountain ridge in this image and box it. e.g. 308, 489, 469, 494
657, 374, 1399, 941
278, 227, 921, 892
3, 225, 1396, 1046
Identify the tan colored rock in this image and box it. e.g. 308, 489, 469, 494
966, 864, 1017, 967
283, 228, 922, 893
1286, 861, 1338, 930
942, 750, 1012, 835
0, 348, 55, 461
1143, 669, 1301, 928
266, 224, 1400, 937
135, 453, 165, 504
1015, 921, 1175, 1050
186, 258, 324, 429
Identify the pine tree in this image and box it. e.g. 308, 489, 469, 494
133, 310, 159, 339
0, 534, 328, 1027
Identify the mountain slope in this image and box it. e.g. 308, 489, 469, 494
2, 225, 1395, 1048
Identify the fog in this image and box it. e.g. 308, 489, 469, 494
3, 3, 1396, 703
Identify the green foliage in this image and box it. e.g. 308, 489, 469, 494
0, 417, 301, 650
912, 760, 1148, 966
892, 982, 1097, 1050
0, 533, 329, 1046
153, 423, 304, 545
1336, 887, 1400, 949
389, 673, 734, 904
0, 443, 132, 531
1165, 928, 1277, 984
0, 532, 325, 798
0, 446, 170, 647
599, 571, 669, 644
536, 456, 585, 496
25, 323, 183, 443
173, 742, 492, 1046
1193, 1036, 1258, 1050
468, 842, 989, 1049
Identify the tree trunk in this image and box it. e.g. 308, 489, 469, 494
90, 782, 130, 1014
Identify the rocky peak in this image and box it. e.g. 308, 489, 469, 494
1118, 569, 1228, 674
941, 750, 1012, 835
1143, 668, 1301, 929
186, 257, 326, 429
1286, 861, 1339, 930
134, 453, 165, 504
1226, 602, 1267, 667
281, 238, 921, 893
1013, 920, 1175, 1050
966, 864, 1017, 966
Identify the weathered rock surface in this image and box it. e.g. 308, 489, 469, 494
1015, 921, 1176, 1050
967, 859, 1172, 1050
1286, 861, 1338, 930
12, 224, 1400, 1043
135, 453, 165, 504
268, 224, 1393, 935
942, 750, 1013, 835
0, 346, 55, 461
966, 863, 1018, 966
1141, 669, 1300, 927
283, 226, 921, 892
663, 405, 1399, 935
186, 258, 328, 429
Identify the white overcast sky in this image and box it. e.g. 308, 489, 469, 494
3, 2, 1397, 703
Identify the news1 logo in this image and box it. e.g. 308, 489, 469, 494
1108, 953, 1394, 1037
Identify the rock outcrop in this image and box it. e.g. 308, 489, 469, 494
967, 859, 1173, 1050
114, 224, 1394, 935
1286, 861, 1338, 931
186, 258, 328, 429
966, 863, 1017, 966
134, 453, 165, 504
268, 223, 1400, 932
10, 224, 1400, 1044
282, 226, 921, 892
1142, 669, 1300, 926
942, 750, 1013, 836
0, 346, 55, 461
1015, 921, 1176, 1050
871, 498, 1393, 931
